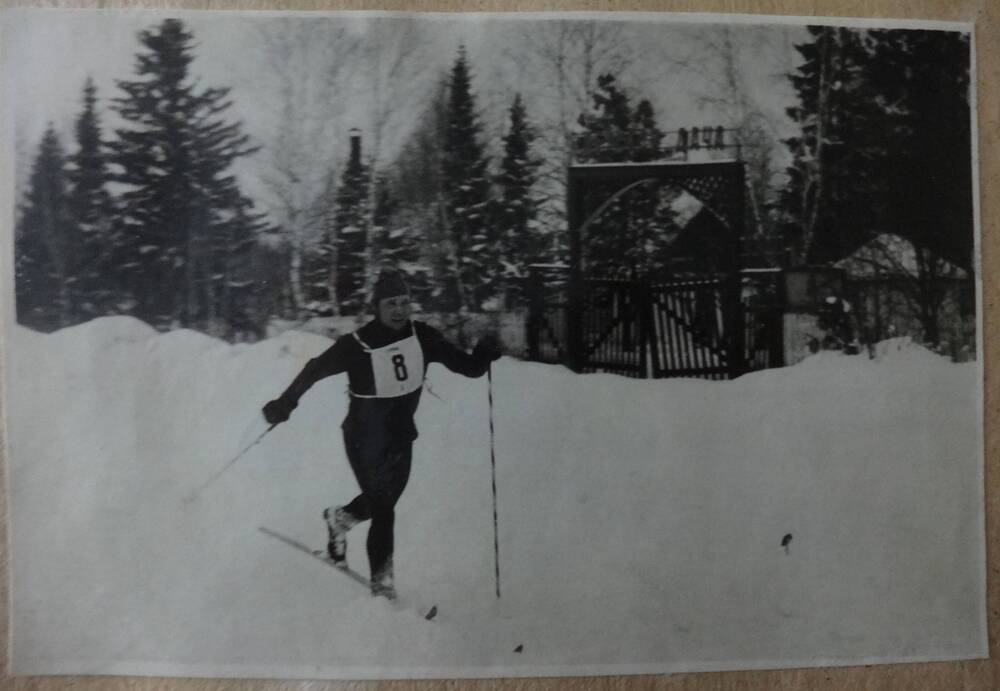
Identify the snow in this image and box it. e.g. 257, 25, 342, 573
5, 317, 985, 679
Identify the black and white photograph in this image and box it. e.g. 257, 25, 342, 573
0, 8, 985, 680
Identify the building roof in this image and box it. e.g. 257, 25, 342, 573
833, 233, 968, 280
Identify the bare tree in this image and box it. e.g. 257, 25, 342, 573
253, 19, 361, 317
798, 27, 837, 264
837, 233, 968, 348
353, 18, 434, 293
522, 21, 634, 154
675, 26, 787, 244
508, 21, 636, 256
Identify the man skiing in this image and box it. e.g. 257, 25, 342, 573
262, 267, 501, 600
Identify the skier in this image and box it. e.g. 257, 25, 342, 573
262, 267, 502, 600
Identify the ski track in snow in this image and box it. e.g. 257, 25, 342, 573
5, 317, 985, 677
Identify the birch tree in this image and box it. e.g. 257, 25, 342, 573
677, 26, 785, 246
781, 26, 883, 265
353, 18, 430, 291
511, 21, 636, 259
255, 19, 360, 316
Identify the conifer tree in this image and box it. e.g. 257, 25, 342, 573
390, 80, 453, 310
866, 28, 973, 345
575, 74, 663, 163
781, 26, 973, 345
15, 126, 74, 330
111, 19, 268, 332
331, 133, 372, 315
68, 78, 116, 318
393, 80, 448, 211
494, 93, 543, 304
441, 46, 493, 311
574, 74, 674, 276
371, 176, 432, 309
205, 198, 270, 337
867, 29, 972, 271
780, 26, 885, 265
300, 167, 340, 313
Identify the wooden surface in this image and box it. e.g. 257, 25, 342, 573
0, 0, 996, 688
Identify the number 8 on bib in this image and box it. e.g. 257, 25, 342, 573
354, 332, 425, 398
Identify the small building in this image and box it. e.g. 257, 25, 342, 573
834, 233, 974, 356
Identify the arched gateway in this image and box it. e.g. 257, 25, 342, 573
527, 149, 784, 380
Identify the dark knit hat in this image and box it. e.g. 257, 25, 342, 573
372, 267, 410, 305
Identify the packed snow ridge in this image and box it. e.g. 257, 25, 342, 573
7, 317, 985, 678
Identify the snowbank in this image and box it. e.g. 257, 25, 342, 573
5, 317, 985, 678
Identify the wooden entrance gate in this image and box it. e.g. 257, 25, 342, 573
527, 153, 785, 379
527, 267, 784, 380
578, 278, 648, 378
647, 277, 731, 379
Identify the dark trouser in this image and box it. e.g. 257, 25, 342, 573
341, 431, 413, 580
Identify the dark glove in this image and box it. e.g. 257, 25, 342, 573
262, 397, 297, 425
473, 334, 503, 362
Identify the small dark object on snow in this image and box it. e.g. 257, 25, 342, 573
425, 606, 438, 621
514, 644, 523, 653
782, 533, 793, 554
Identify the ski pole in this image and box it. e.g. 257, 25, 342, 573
488, 364, 501, 599
183, 422, 276, 505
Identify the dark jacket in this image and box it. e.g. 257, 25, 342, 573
278, 319, 492, 448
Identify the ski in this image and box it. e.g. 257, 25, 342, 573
257, 526, 438, 621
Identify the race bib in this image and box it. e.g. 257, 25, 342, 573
357, 332, 424, 398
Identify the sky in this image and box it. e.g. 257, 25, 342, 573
3, 10, 798, 128
2, 10, 808, 202
0, 9, 973, 222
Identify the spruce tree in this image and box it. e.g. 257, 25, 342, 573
575, 74, 663, 163
780, 26, 973, 345
630, 100, 663, 164
15, 126, 74, 330
111, 19, 268, 332
371, 176, 432, 309
390, 80, 453, 310
868, 29, 973, 271
866, 28, 973, 345
441, 46, 493, 311
393, 80, 448, 211
574, 74, 674, 276
205, 198, 270, 337
331, 136, 372, 315
494, 93, 543, 304
300, 166, 340, 313
68, 78, 116, 319
780, 26, 886, 265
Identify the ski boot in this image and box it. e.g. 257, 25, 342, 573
370, 559, 397, 601
323, 506, 357, 565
